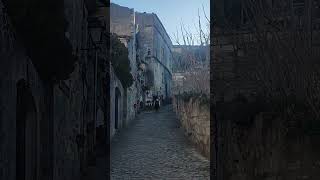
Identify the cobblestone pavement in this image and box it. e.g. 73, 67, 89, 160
111, 105, 210, 179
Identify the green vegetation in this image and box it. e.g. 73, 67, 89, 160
110, 33, 133, 89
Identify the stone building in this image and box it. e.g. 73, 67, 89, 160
135, 11, 173, 103
110, 3, 140, 127
109, 66, 125, 138
110, 3, 174, 105
0, 0, 109, 179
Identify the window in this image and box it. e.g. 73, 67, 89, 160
161, 47, 164, 61
162, 72, 164, 83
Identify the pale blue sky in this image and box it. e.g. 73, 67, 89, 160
110, 0, 210, 45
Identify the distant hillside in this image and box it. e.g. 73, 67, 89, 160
172, 45, 208, 73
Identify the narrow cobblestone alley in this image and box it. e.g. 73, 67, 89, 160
110, 105, 210, 179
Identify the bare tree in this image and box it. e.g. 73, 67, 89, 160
172, 6, 210, 96
214, 0, 320, 119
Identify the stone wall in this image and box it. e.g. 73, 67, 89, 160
173, 95, 210, 158
150, 14, 173, 99
53, 0, 90, 179
0, 0, 104, 179
53, 66, 85, 180
110, 66, 125, 138
0, 1, 53, 179
212, 34, 260, 103
110, 3, 135, 37
135, 11, 173, 100
110, 3, 139, 125
217, 109, 320, 180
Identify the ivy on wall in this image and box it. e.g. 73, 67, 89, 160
110, 33, 133, 89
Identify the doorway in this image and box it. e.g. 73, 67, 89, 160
115, 87, 121, 130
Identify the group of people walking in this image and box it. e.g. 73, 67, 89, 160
135, 95, 164, 112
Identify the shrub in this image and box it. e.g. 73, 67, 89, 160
175, 92, 209, 108
110, 33, 133, 89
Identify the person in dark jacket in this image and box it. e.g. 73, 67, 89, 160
154, 97, 160, 111
139, 101, 144, 110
